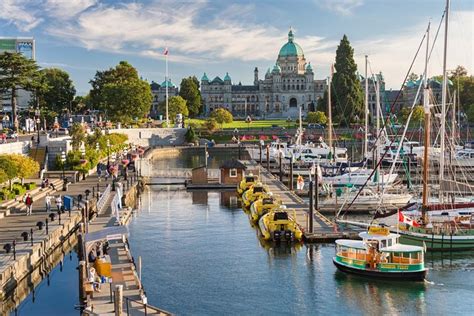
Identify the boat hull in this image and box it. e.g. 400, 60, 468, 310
333, 259, 426, 281
399, 231, 474, 251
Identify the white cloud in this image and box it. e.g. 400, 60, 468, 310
0, 0, 43, 31
44, 0, 97, 19
313, 0, 364, 16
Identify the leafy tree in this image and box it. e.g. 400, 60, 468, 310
408, 73, 419, 82
72, 95, 90, 114
179, 76, 202, 117
400, 105, 424, 125
70, 122, 86, 150
89, 61, 152, 123
317, 90, 328, 113
185, 126, 197, 143
0, 155, 19, 189
467, 105, 474, 123
307, 111, 328, 124
450, 65, 468, 79
210, 108, 233, 127
38, 68, 76, 114
10, 154, 39, 184
158, 96, 188, 121
0, 52, 42, 131
0, 169, 7, 184
332, 35, 364, 126
204, 118, 219, 134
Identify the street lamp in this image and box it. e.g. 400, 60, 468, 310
35, 108, 40, 144
106, 139, 110, 168
111, 151, 116, 192
61, 150, 66, 191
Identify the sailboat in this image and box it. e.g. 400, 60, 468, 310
383, 1, 474, 251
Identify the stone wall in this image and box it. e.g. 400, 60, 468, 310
113, 128, 187, 147
0, 141, 31, 155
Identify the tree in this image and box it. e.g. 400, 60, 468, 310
307, 111, 328, 125
411, 105, 425, 124
70, 122, 86, 150
450, 65, 468, 79
0, 155, 19, 189
332, 35, 364, 126
459, 77, 474, 114
10, 154, 39, 184
158, 96, 188, 121
204, 118, 219, 134
408, 73, 419, 82
179, 76, 202, 117
185, 126, 197, 143
0, 52, 42, 131
73, 95, 90, 113
38, 68, 76, 114
89, 61, 152, 123
210, 108, 233, 127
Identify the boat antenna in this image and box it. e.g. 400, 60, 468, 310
422, 21, 431, 224
328, 64, 334, 160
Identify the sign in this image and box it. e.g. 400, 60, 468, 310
368, 226, 390, 236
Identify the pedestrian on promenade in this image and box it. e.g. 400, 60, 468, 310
104, 169, 110, 182
45, 193, 52, 212
55, 195, 62, 212
25, 194, 33, 215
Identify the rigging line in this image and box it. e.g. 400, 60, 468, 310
428, 10, 445, 63
339, 26, 429, 219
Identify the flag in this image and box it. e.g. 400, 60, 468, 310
163, 47, 169, 55
398, 212, 420, 227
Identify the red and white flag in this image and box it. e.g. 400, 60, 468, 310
398, 212, 420, 227
163, 47, 169, 55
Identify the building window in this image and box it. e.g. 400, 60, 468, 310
229, 169, 237, 177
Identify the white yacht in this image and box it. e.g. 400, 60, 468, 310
323, 168, 399, 187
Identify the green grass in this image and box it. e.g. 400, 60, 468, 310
188, 119, 298, 130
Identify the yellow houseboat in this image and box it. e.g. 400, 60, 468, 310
237, 173, 258, 196
249, 194, 281, 223
258, 208, 303, 242
333, 227, 427, 281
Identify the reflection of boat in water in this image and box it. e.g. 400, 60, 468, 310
258, 208, 303, 242
249, 195, 281, 223
258, 237, 303, 256
242, 183, 269, 209
333, 227, 427, 281
237, 173, 258, 195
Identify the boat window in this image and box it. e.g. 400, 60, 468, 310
441, 212, 449, 216
262, 198, 273, 205
273, 212, 288, 221
246, 176, 254, 182
254, 187, 264, 193
387, 239, 392, 247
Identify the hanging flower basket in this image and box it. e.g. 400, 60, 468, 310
131, 153, 139, 160
121, 159, 129, 165
137, 148, 145, 155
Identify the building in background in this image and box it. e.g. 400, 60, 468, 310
200, 30, 327, 118
150, 79, 179, 119
0, 38, 36, 118
357, 72, 387, 123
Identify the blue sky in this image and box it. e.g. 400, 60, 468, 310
1, 0, 473, 95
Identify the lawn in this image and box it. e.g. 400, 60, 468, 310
188, 119, 298, 130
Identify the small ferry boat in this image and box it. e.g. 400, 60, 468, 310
242, 183, 269, 209
237, 173, 258, 196
258, 208, 303, 242
249, 195, 281, 223
333, 227, 427, 281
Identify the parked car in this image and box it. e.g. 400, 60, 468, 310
307, 123, 325, 129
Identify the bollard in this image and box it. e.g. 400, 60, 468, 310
30, 228, 33, 246
114, 285, 123, 316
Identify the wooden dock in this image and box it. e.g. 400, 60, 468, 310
243, 161, 360, 242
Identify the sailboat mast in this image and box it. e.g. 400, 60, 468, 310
422, 22, 431, 218
328, 64, 333, 156
375, 75, 381, 190
439, 0, 450, 196
364, 55, 369, 160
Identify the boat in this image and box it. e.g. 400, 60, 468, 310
242, 183, 269, 209
237, 173, 258, 195
333, 227, 427, 281
258, 207, 303, 242
323, 169, 399, 187
249, 194, 281, 223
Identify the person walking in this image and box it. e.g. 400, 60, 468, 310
55, 195, 62, 212
25, 194, 33, 215
45, 193, 52, 212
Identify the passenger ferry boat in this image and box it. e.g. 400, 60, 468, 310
333, 227, 427, 281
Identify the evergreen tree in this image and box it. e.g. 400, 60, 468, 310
179, 76, 202, 117
0, 52, 42, 131
89, 61, 152, 123
332, 35, 364, 126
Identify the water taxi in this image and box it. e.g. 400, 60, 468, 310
258, 208, 303, 242
242, 183, 269, 209
237, 173, 258, 196
333, 227, 427, 281
249, 195, 281, 223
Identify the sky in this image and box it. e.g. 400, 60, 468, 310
0, 0, 473, 95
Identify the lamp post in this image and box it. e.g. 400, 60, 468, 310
35, 108, 40, 144
106, 139, 110, 168
111, 151, 116, 191
61, 150, 66, 191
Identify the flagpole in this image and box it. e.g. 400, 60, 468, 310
165, 50, 169, 126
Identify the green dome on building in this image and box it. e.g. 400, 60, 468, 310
161, 79, 176, 88
201, 73, 209, 81
278, 29, 304, 57
224, 72, 231, 81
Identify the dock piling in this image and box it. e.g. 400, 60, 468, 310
266, 145, 270, 170
308, 181, 314, 234
114, 285, 123, 316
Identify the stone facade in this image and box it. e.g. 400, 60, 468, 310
200, 30, 327, 119
150, 79, 179, 119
